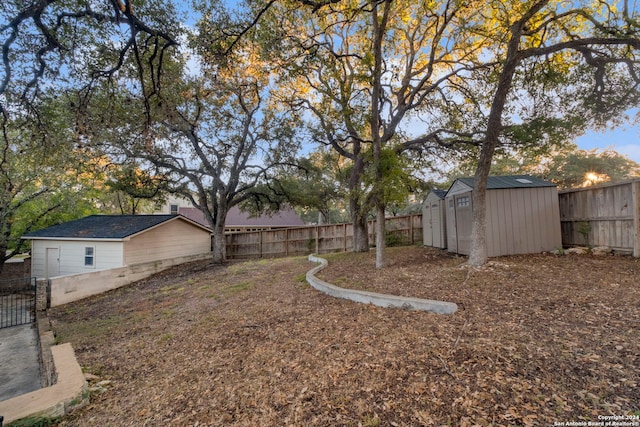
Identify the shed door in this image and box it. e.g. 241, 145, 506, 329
423, 203, 434, 246
46, 248, 60, 278
454, 193, 473, 255
430, 202, 444, 248
446, 197, 457, 253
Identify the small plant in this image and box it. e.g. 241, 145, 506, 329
576, 221, 592, 247
385, 231, 404, 247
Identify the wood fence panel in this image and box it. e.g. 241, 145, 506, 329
225, 231, 262, 259
286, 227, 317, 256
559, 179, 639, 254
261, 229, 287, 258
225, 214, 423, 260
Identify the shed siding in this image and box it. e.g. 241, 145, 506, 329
30, 240, 124, 278
446, 197, 457, 253
447, 184, 561, 257
422, 193, 447, 249
559, 180, 639, 254
124, 219, 211, 265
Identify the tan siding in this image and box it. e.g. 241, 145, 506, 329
532, 189, 545, 250
501, 190, 515, 255
446, 197, 457, 253
486, 191, 500, 257
483, 187, 561, 257
510, 189, 524, 254
547, 188, 562, 250
124, 219, 211, 265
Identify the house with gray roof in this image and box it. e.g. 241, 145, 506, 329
444, 175, 562, 256
178, 206, 305, 232
22, 215, 212, 278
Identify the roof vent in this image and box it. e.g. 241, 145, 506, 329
515, 178, 533, 184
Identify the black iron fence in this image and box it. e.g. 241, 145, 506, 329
0, 277, 37, 328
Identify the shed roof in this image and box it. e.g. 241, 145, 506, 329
455, 175, 556, 190
22, 215, 209, 240
429, 189, 448, 199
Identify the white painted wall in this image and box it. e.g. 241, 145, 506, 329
31, 240, 124, 278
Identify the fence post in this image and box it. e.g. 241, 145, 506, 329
343, 223, 347, 252
315, 226, 319, 254
409, 215, 414, 245
259, 231, 263, 258
285, 229, 289, 257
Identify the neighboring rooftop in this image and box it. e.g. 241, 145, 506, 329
22, 215, 205, 240
455, 175, 556, 190
179, 206, 305, 228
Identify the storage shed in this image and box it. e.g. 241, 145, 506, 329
445, 175, 562, 257
558, 178, 640, 256
422, 190, 448, 249
22, 215, 212, 278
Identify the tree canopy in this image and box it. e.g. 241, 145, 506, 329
2, 0, 640, 268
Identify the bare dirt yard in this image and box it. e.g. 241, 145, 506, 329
48, 246, 639, 426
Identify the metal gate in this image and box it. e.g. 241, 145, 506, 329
0, 277, 36, 328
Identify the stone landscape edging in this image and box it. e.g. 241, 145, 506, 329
306, 254, 458, 314
0, 343, 88, 425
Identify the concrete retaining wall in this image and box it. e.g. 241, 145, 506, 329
306, 255, 457, 314
49, 252, 211, 307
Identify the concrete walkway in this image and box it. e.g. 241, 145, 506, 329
0, 324, 41, 402
0, 343, 88, 424
306, 254, 458, 314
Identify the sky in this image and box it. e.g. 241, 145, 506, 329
179, 1, 640, 167
575, 125, 640, 164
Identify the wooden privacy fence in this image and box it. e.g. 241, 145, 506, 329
225, 214, 423, 260
558, 179, 640, 256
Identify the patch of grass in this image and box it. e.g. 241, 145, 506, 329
56, 316, 124, 342
7, 416, 61, 427
331, 277, 366, 290
221, 281, 254, 296
84, 362, 107, 378
227, 263, 249, 275
361, 413, 380, 426
295, 273, 307, 283
160, 284, 185, 294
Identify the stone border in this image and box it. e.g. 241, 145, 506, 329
0, 343, 88, 424
306, 255, 457, 314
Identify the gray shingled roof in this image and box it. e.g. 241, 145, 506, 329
23, 215, 184, 239
430, 189, 448, 199
457, 175, 556, 190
